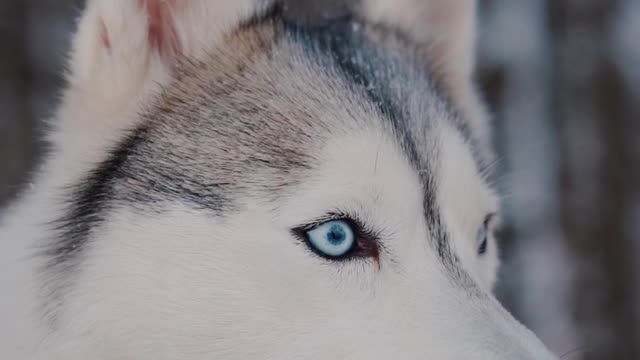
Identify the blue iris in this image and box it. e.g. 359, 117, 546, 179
306, 220, 355, 257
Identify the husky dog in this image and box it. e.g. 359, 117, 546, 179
0, 0, 558, 359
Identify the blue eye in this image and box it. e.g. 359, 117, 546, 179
305, 220, 356, 258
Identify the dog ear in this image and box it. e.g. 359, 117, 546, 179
68, 0, 264, 113
360, 0, 477, 85
359, 0, 489, 153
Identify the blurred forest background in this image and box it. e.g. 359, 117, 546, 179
0, 1, 638, 359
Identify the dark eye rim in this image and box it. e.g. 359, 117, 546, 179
291, 212, 381, 261
478, 213, 496, 256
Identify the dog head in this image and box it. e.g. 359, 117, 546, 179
36, 1, 557, 359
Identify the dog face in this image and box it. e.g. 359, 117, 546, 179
3, 1, 557, 359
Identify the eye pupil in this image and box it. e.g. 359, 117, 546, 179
327, 225, 346, 244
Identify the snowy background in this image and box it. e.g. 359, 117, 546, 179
1, 1, 638, 359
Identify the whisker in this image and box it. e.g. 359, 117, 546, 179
373, 134, 384, 175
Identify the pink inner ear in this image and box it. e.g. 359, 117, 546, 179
99, 19, 111, 49
140, 0, 182, 60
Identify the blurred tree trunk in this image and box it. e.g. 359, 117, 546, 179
0, 0, 83, 209
550, 0, 639, 359
478, 0, 578, 355
612, 0, 640, 351
0, 0, 33, 208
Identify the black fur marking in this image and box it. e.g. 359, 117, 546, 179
47, 126, 148, 262
285, 19, 423, 170
47, 123, 228, 268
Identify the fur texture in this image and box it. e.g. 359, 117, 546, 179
0, 1, 557, 359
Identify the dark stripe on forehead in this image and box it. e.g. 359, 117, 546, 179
47, 126, 148, 263
283, 18, 423, 174
279, 14, 490, 176
421, 153, 473, 287
46, 123, 229, 267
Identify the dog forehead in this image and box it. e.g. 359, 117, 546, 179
278, 126, 425, 228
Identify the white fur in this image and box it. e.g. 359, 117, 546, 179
0, 1, 558, 359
